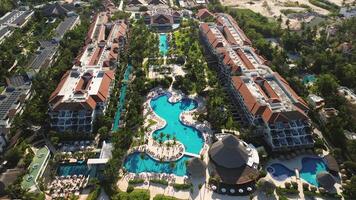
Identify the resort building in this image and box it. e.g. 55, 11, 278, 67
199, 12, 313, 151
307, 94, 325, 109
142, 7, 181, 31
0, 8, 34, 43
0, 74, 32, 153
208, 134, 259, 195
49, 12, 127, 133
21, 146, 51, 192
42, 2, 76, 17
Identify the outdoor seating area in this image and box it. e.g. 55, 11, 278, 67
48, 175, 88, 198
125, 172, 190, 185
57, 140, 95, 152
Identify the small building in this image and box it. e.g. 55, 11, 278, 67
319, 107, 339, 124
338, 86, 356, 105
21, 146, 51, 192
208, 134, 259, 195
196, 8, 214, 21
307, 94, 325, 109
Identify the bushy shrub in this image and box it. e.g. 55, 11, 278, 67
153, 194, 182, 200
127, 185, 134, 193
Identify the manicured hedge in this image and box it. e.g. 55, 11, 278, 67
150, 179, 169, 186
128, 178, 145, 185
172, 183, 193, 191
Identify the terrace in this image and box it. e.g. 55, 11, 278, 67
21, 146, 50, 192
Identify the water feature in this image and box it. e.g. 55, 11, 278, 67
159, 33, 168, 56
300, 157, 327, 186
150, 94, 204, 154
267, 157, 328, 186
113, 64, 132, 131
124, 93, 204, 176
124, 152, 190, 176
57, 162, 89, 176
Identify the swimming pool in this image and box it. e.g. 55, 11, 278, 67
113, 64, 132, 131
300, 157, 327, 186
267, 163, 295, 181
159, 33, 168, 56
267, 157, 327, 186
124, 93, 204, 176
124, 152, 190, 176
150, 94, 204, 154
57, 162, 89, 176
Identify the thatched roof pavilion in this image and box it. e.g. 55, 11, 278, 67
208, 134, 259, 185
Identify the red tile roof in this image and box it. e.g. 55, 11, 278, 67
196, 8, 214, 20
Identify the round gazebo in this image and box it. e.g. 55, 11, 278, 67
208, 134, 259, 196
317, 172, 336, 192
187, 157, 207, 177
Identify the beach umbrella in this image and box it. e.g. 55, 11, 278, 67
211, 185, 217, 190
221, 188, 226, 193
238, 189, 243, 193
230, 188, 235, 194
247, 187, 252, 191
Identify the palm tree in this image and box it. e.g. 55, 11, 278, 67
169, 161, 176, 169
166, 134, 171, 141
173, 136, 177, 145
159, 132, 165, 141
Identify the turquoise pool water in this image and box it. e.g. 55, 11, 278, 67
113, 64, 132, 131
123, 93, 204, 176
267, 157, 327, 186
57, 163, 89, 176
300, 157, 327, 186
124, 152, 190, 176
159, 33, 168, 56
150, 94, 204, 154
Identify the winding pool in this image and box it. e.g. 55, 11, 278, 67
124, 152, 190, 176
150, 94, 204, 154
123, 93, 204, 176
